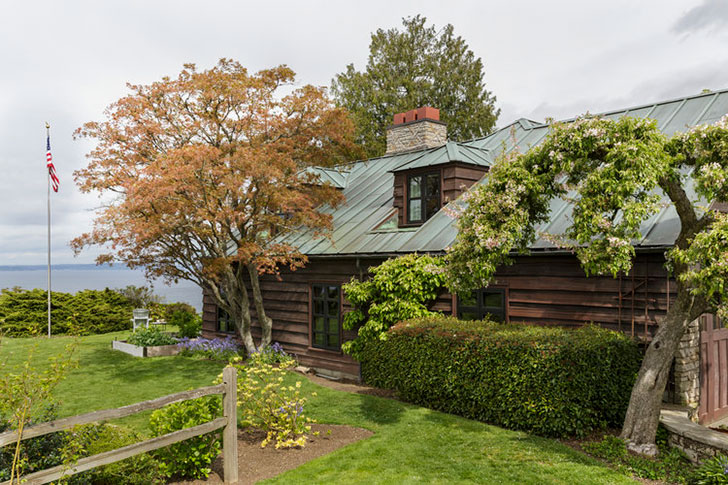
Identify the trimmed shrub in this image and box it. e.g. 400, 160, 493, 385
360, 316, 642, 438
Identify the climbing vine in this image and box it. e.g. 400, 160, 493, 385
342, 253, 445, 359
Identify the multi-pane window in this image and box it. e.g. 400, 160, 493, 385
457, 288, 506, 322
407, 172, 440, 223
217, 306, 235, 333
311, 284, 341, 350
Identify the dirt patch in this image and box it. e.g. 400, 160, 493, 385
172, 423, 373, 484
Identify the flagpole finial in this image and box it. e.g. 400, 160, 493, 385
45, 121, 50, 129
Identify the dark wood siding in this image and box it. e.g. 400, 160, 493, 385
491, 252, 674, 337
202, 258, 386, 379
442, 163, 488, 204
393, 172, 405, 227
202, 252, 674, 378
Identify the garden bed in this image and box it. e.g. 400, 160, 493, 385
172, 423, 373, 485
111, 339, 180, 358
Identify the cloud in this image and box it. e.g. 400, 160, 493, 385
672, 0, 728, 35
498, 58, 728, 127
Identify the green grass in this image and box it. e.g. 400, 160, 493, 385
1, 333, 637, 484
0, 331, 223, 430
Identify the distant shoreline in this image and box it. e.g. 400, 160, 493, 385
0, 264, 129, 272
0, 266, 202, 311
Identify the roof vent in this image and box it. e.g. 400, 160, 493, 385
386, 107, 447, 154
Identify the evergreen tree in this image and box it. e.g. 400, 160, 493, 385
332, 15, 499, 157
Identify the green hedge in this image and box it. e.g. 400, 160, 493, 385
0, 288, 193, 337
361, 316, 642, 438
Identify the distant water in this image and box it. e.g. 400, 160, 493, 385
0, 265, 202, 312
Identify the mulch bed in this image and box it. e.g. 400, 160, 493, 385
172, 423, 373, 484
171, 371, 390, 484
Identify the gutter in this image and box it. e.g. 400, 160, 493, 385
307, 245, 673, 260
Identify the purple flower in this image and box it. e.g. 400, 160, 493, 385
177, 336, 241, 359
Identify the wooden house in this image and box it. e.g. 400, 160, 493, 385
201, 91, 728, 421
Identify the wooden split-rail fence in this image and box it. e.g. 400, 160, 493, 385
0, 366, 239, 485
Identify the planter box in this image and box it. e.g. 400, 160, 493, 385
112, 339, 179, 358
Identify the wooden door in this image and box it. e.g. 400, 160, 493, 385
699, 314, 728, 424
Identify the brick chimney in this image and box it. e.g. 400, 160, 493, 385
385, 107, 447, 154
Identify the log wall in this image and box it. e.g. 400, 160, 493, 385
202, 258, 386, 379
202, 252, 675, 379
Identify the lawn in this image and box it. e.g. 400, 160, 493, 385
0, 333, 636, 484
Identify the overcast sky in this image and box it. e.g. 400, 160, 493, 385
1, 0, 727, 265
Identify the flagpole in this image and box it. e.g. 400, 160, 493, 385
46, 122, 51, 338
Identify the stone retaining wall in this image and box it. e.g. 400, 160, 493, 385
661, 409, 728, 464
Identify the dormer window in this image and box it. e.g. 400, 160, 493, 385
407, 172, 441, 224
386, 107, 491, 228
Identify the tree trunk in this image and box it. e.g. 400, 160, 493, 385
235, 287, 257, 355
247, 264, 273, 349
620, 290, 704, 455
211, 269, 258, 356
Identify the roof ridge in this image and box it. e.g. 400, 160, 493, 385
589, 87, 728, 120
468, 87, 728, 146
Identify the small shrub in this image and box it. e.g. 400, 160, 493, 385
148, 396, 221, 479
342, 253, 446, 359
582, 435, 627, 461
0, 340, 78, 482
66, 423, 164, 484
169, 309, 201, 338
582, 433, 693, 483
691, 454, 728, 484
361, 316, 643, 438
249, 342, 295, 367
232, 358, 313, 449
177, 336, 241, 360
127, 327, 177, 347
164, 302, 197, 320
0, 405, 66, 482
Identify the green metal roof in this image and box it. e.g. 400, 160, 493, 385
390, 141, 492, 172
303, 166, 350, 189
281, 88, 728, 256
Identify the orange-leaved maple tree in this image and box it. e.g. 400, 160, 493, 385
72, 59, 360, 353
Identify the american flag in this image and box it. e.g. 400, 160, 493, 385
46, 134, 59, 192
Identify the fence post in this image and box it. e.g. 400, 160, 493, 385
222, 366, 239, 484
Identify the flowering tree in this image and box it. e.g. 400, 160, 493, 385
73, 59, 359, 354
445, 115, 728, 455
